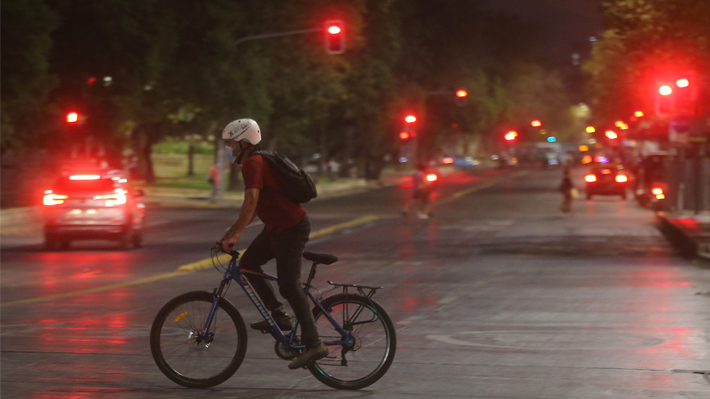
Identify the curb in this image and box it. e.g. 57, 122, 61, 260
657, 212, 710, 259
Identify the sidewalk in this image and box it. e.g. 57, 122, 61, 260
142, 167, 418, 208
657, 211, 710, 259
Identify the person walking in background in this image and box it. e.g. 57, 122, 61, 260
208, 163, 221, 204
559, 167, 574, 213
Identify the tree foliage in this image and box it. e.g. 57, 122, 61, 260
584, 0, 710, 121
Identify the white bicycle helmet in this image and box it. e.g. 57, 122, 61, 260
222, 118, 261, 145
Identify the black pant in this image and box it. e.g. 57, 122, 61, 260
239, 216, 320, 348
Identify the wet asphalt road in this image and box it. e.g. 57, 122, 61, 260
2, 167, 710, 398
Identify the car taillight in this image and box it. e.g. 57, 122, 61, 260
615, 175, 628, 183
69, 174, 101, 180
442, 157, 454, 164
585, 174, 597, 182
426, 173, 438, 182
44, 193, 68, 205
94, 190, 127, 207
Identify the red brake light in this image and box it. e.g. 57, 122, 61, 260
44, 193, 68, 205
442, 157, 454, 164
652, 188, 663, 195
585, 174, 597, 182
69, 175, 101, 180
615, 175, 628, 183
426, 174, 437, 182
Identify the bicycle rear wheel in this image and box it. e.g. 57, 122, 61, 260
309, 293, 396, 390
150, 291, 247, 388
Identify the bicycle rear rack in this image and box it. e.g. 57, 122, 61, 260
327, 281, 383, 300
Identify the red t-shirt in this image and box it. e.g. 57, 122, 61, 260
242, 154, 307, 232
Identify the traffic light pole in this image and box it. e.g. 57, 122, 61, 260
234, 28, 321, 45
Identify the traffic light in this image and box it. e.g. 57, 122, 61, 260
531, 120, 542, 127
66, 112, 79, 123
325, 20, 345, 54
504, 131, 517, 141
405, 115, 416, 123
455, 89, 467, 107
547, 136, 556, 143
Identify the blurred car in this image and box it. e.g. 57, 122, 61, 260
441, 156, 480, 168
584, 163, 629, 200
43, 168, 146, 250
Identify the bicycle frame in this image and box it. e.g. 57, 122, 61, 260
202, 255, 353, 350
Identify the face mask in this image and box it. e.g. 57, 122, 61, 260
225, 146, 238, 164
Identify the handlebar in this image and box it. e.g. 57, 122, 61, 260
213, 242, 239, 260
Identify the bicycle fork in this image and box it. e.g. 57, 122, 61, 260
201, 278, 230, 340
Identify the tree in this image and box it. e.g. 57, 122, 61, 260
1, 0, 59, 152
584, 0, 710, 121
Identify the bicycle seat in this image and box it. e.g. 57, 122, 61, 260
303, 251, 338, 265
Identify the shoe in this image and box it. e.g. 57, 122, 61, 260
288, 342, 329, 369
250, 314, 294, 331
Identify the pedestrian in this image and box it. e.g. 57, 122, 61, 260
208, 163, 221, 204
219, 118, 328, 370
402, 163, 433, 219
559, 167, 574, 213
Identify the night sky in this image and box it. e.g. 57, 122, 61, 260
481, 0, 603, 65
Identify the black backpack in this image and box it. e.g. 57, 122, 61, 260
250, 151, 318, 203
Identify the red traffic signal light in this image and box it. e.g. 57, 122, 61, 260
325, 20, 345, 54
504, 131, 517, 141
66, 112, 79, 123
455, 90, 467, 98
405, 115, 416, 123
531, 120, 542, 127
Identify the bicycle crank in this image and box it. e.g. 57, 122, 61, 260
274, 341, 299, 360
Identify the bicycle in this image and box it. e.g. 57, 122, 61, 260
150, 244, 396, 390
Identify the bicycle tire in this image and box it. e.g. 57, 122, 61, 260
309, 293, 396, 390
150, 291, 247, 388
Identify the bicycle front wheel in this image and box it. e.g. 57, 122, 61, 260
310, 293, 396, 390
150, 291, 247, 388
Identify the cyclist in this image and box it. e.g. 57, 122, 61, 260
219, 118, 328, 369
402, 163, 433, 219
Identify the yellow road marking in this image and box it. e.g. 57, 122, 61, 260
441, 170, 530, 204
0, 215, 379, 308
